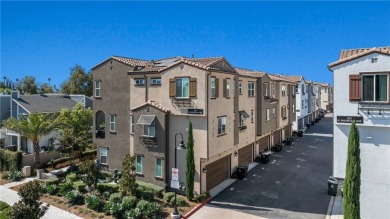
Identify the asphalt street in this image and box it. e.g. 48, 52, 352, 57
209, 115, 334, 219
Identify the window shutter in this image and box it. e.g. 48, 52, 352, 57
215, 78, 219, 98
263, 83, 266, 96
223, 79, 227, 98
349, 75, 361, 101
190, 78, 197, 97
169, 78, 176, 97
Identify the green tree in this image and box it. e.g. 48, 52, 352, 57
344, 122, 361, 219
186, 121, 195, 200
60, 65, 92, 96
119, 154, 138, 196
8, 179, 49, 219
58, 103, 93, 162
39, 83, 55, 93
3, 113, 59, 168
79, 160, 99, 187
16, 76, 38, 94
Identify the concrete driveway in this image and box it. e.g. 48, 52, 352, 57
191, 114, 334, 219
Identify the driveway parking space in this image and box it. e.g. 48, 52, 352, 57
192, 114, 333, 219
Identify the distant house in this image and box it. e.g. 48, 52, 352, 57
329, 46, 390, 219
0, 91, 93, 154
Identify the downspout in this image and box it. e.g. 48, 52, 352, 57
206, 71, 211, 160
165, 112, 170, 191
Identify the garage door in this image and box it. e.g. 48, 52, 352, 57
206, 156, 230, 191
273, 129, 281, 144
258, 136, 269, 152
284, 125, 291, 138
238, 144, 252, 165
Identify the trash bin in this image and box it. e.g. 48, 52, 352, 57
306, 124, 310, 129
236, 165, 248, 180
260, 151, 271, 164
286, 137, 293, 145
311, 120, 315, 125
298, 131, 303, 137
327, 177, 339, 196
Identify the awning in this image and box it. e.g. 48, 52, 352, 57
137, 115, 155, 125
239, 111, 250, 119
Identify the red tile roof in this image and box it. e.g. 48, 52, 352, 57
328, 46, 390, 68
235, 67, 266, 78
131, 100, 170, 113
91, 56, 148, 70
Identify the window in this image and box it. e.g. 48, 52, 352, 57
292, 104, 295, 113
266, 109, 270, 121
136, 155, 143, 174
226, 79, 230, 98
272, 108, 275, 118
100, 147, 107, 164
95, 80, 101, 97
301, 84, 305, 94
302, 100, 304, 109
176, 78, 189, 98
324, 87, 328, 93
239, 81, 242, 94
239, 114, 244, 127
371, 58, 378, 63
142, 120, 155, 137
281, 106, 287, 118
248, 82, 255, 97
251, 110, 254, 123
211, 77, 216, 98
282, 84, 286, 96
217, 116, 226, 135
264, 82, 269, 96
292, 85, 295, 95
135, 78, 145, 86
156, 158, 162, 178
130, 115, 134, 134
295, 85, 299, 94
362, 74, 388, 102
287, 85, 290, 95
110, 114, 116, 132
272, 84, 276, 95
151, 78, 161, 85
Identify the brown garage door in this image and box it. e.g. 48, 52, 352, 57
238, 144, 252, 165
273, 129, 281, 144
258, 136, 269, 152
206, 156, 230, 191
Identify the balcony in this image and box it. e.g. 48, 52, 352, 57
358, 102, 390, 116
95, 128, 105, 139
139, 136, 157, 147
239, 125, 247, 131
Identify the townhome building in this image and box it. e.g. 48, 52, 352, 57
317, 83, 333, 111
0, 91, 93, 153
305, 80, 321, 124
328, 46, 390, 219
284, 76, 309, 132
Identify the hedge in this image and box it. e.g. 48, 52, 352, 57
137, 180, 164, 197
73, 181, 86, 193
96, 183, 119, 194
39, 176, 60, 186
81, 149, 97, 157
0, 149, 22, 171
66, 173, 78, 183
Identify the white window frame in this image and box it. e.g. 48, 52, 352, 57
110, 114, 116, 132
130, 115, 134, 134
239, 81, 242, 95
226, 79, 230, 98
217, 116, 226, 135
151, 78, 161, 85
100, 147, 108, 164
95, 80, 101, 97
362, 74, 388, 102
264, 82, 268, 96
155, 157, 163, 178
211, 77, 216, 98
293, 104, 295, 113
272, 108, 275, 118
239, 114, 244, 127
142, 120, 155, 137
266, 109, 270, 121
272, 84, 276, 95
251, 110, 254, 123
282, 84, 286, 96
135, 78, 145, 86
248, 82, 255, 97
176, 77, 190, 99
136, 155, 143, 174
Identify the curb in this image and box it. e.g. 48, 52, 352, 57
183, 197, 212, 219
325, 195, 335, 219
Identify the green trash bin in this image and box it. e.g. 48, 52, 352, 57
327, 177, 339, 196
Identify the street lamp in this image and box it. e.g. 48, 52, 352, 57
172, 132, 186, 218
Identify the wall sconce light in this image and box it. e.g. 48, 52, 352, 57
366, 136, 372, 140
234, 151, 238, 157
202, 167, 207, 173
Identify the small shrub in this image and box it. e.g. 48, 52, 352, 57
86, 195, 103, 212
59, 183, 74, 196
65, 190, 84, 206
46, 185, 59, 195
169, 196, 187, 207
73, 181, 86, 193
97, 183, 119, 194
195, 192, 210, 203
0, 201, 10, 211
109, 192, 123, 204
137, 181, 164, 198
66, 173, 77, 183
103, 202, 112, 215
134, 186, 144, 199
110, 202, 123, 218
121, 196, 137, 210
41, 177, 59, 186
125, 208, 141, 219
54, 170, 67, 178
102, 191, 112, 200
163, 192, 175, 203
0, 201, 11, 219
136, 200, 150, 210
0, 149, 22, 171
0, 171, 10, 179
8, 171, 24, 182
144, 202, 161, 218
141, 190, 153, 201
99, 170, 113, 179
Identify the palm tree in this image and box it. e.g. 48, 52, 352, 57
3, 113, 59, 168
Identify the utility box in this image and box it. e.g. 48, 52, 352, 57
22, 166, 31, 177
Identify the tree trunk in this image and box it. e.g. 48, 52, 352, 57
33, 141, 41, 169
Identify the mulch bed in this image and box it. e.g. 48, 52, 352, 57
0, 179, 11, 185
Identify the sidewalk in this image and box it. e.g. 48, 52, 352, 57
0, 171, 82, 219
326, 183, 344, 219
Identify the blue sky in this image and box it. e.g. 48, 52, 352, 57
2, 1, 390, 88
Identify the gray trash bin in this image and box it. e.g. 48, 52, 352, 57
327, 177, 339, 196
